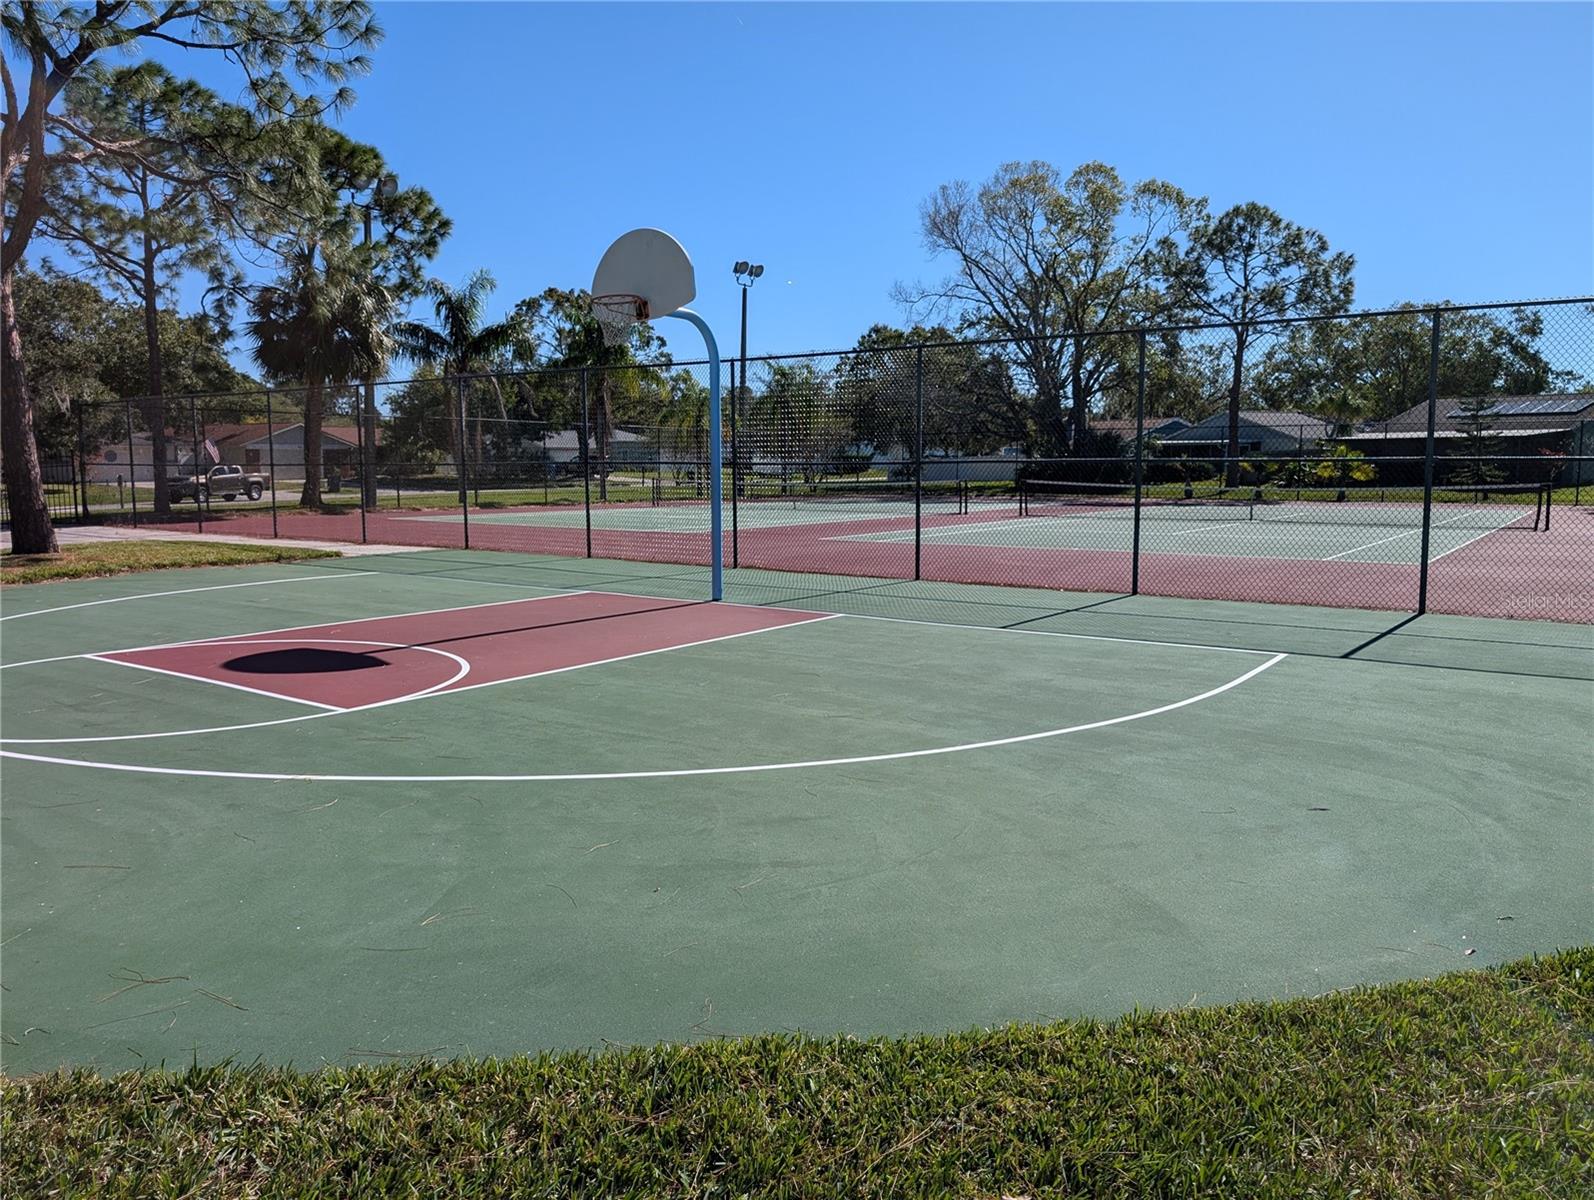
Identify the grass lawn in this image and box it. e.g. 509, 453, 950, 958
0, 540, 341, 586
2, 950, 1588, 1197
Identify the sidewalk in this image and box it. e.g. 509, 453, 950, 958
1, 524, 422, 557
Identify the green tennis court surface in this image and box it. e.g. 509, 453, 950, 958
2, 550, 1588, 1073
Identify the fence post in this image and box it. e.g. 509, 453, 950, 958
914, 346, 925, 581
455, 375, 470, 550
74, 397, 89, 521
580, 369, 593, 558
125, 398, 139, 526
1132, 330, 1146, 596
191, 394, 204, 533
729, 356, 739, 567
265, 390, 279, 539
354, 389, 368, 545
1417, 309, 1443, 616
1576, 420, 1586, 506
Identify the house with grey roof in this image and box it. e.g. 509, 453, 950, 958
1339, 393, 1594, 484
1154, 410, 1336, 456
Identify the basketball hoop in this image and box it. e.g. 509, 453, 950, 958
591, 292, 648, 347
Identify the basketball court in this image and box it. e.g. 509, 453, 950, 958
3, 228, 1588, 1075
1, 548, 1589, 1072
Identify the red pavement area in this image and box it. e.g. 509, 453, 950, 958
119, 499, 1593, 623
99, 592, 826, 710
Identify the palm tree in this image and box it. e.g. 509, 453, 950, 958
246, 244, 392, 507
393, 271, 524, 486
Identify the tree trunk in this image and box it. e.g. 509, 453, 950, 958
0, 267, 59, 553
1225, 327, 1248, 488
1068, 342, 1088, 451
299, 376, 324, 507
140, 221, 172, 514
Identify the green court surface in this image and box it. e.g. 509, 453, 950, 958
1, 550, 1589, 1074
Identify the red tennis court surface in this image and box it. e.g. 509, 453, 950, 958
122, 500, 1594, 623
96, 592, 827, 711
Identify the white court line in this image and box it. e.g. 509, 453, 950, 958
1320, 508, 1487, 561
0, 590, 591, 671
0, 653, 1287, 782
0, 571, 376, 622
89, 656, 350, 711
87, 637, 475, 714
1425, 517, 1536, 563
0, 613, 839, 745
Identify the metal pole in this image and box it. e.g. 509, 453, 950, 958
914, 346, 924, 581
354, 389, 368, 544
664, 309, 722, 600
735, 284, 748, 567
1576, 420, 1586, 506
191, 395, 204, 532
362, 205, 377, 511
1132, 330, 1146, 596
265, 390, 279, 538
455, 375, 470, 550
126, 399, 139, 526
74, 398, 89, 521
730, 353, 739, 565
1417, 310, 1442, 615
580, 369, 593, 559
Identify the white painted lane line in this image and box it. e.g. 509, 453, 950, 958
86, 638, 474, 714
0, 590, 590, 671
0, 612, 839, 745
0, 571, 376, 622
0, 653, 1288, 782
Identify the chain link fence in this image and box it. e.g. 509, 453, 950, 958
14, 299, 1590, 622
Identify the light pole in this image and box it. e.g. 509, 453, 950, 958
361, 173, 398, 509
731, 261, 763, 566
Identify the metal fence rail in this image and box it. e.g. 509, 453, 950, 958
12, 299, 1591, 623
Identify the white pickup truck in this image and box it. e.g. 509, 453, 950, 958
168, 464, 270, 503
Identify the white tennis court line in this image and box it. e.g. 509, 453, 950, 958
833, 611, 1275, 656
0, 611, 841, 746
1425, 515, 1538, 563
1320, 508, 1501, 561
0, 652, 1288, 782
0, 570, 377, 622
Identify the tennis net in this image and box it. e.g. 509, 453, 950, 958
739, 477, 970, 514
1017, 480, 1551, 531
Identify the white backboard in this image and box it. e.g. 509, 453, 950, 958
591, 228, 696, 319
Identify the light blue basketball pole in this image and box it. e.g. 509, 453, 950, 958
664, 309, 723, 600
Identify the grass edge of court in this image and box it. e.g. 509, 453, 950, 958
2, 947, 1589, 1196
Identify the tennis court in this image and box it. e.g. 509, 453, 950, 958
2, 548, 1588, 1074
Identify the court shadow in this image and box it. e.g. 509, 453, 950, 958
222, 648, 388, 674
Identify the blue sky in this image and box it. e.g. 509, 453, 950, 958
37, 2, 1594, 359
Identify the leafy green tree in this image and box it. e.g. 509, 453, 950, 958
897, 161, 1196, 453
2, 0, 380, 551
1254, 305, 1565, 423
1449, 394, 1505, 487
834, 324, 1025, 463
12, 268, 254, 464
393, 270, 524, 477
242, 126, 446, 505
1167, 202, 1355, 484
245, 241, 391, 506
520, 287, 667, 498
1311, 444, 1376, 492
41, 63, 255, 512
